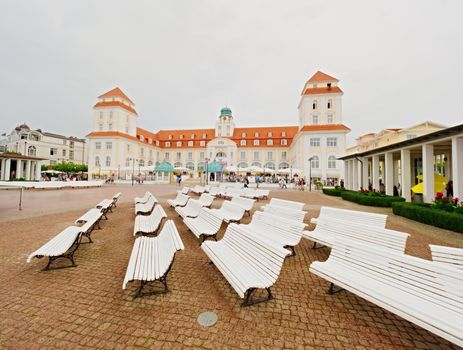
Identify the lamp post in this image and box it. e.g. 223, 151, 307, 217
131, 158, 138, 186
205, 157, 210, 185
308, 157, 314, 192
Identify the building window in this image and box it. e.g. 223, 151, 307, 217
268, 132, 272, 137
240, 140, 246, 146
62, 149, 66, 156
27, 146, 36, 156
226, 125, 230, 135
327, 99, 332, 109
310, 138, 320, 147
99, 112, 103, 120
140, 148, 144, 156
108, 123, 113, 130
95, 142, 101, 150
168, 134, 172, 140
127, 144, 131, 152
237, 162, 248, 168
218, 125, 222, 136
69, 141, 74, 148
165, 153, 170, 160
125, 126, 129, 133
264, 162, 275, 170
69, 150, 74, 160
253, 151, 259, 160
106, 156, 111, 167
140, 135, 145, 142
186, 162, 194, 171
327, 114, 333, 124
200, 141, 206, 147
191, 134, 195, 139
327, 137, 338, 147
281, 151, 287, 160
99, 124, 103, 131
200, 152, 205, 160
216, 152, 226, 158
106, 142, 112, 149
267, 151, 273, 160
202, 133, 207, 139
279, 162, 289, 169
328, 156, 336, 169
188, 141, 193, 147
313, 100, 317, 110
176, 152, 181, 160
180, 134, 184, 139
241, 132, 246, 137
174, 162, 182, 168
176, 141, 182, 147
139, 159, 144, 167
148, 138, 152, 144
267, 139, 273, 146
148, 160, 153, 166
313, 115, 319, 125
125, 158, 130, 167
240, 151, 246, 160
281, 131, 286, 137
407, 134, 417, 140
95, 156, 101, 167
165, 142, 171, 147
63, 139, 67, 145
253, 140, 260, 146
149, 149, 153, 158
188, 152, 193, 161
311, 156, 319, 169
281, 139, 288, 146
255, 132, 259, 137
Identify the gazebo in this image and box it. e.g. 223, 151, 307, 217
206, 160, 223, 182
154, 160, 173, 182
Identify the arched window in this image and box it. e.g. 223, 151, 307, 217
186, 162, 195, 171
139, 159, 145, 167
327, 99, 332, 109
148, 160, 153, 166
311, 156, 319, 169
216, 152, 226, 158
197, 162, 205, 171
328, 156, 336, 169
27, 146, 36, 156
125, 158, 130, 167
174, 162, 183, 168
264, 162, 275, 170
95, 156, 101, 167
237, 162, 248, 168
105, 156, 111, 167
278, 162, 289, 169
312, 100, 317, 110
251, 162, 262, 167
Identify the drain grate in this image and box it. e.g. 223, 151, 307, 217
197, 311, 218, 327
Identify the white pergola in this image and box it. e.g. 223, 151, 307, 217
340, 124, 463, 202
0, 154, 44, 181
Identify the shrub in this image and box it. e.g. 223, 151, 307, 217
392, 202, 463, 233
322, 187, 345, 197
341, 191, 405, 207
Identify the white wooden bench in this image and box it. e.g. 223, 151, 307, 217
241, 188, 270, 200
262, 205, 306, 223
75, 208, 104, 243
204, 185, 211, 193
177, 186, 190, 195
231, 196, 255, 215
239, 211, 307, 255
310, 206, 388, 226
123, 220, 184, 298
267, 198, 305, 210
134, 192, 152, 204
303, 220, 409, 252
430, 245, 463, 270
135, 196, 158, 215
191, 185, 206, 195
175, 199, 203, 219
210, 201, 245, 223
195, 193, 214, 208
134, 205, 168, 235
96, 199, 114, 219
184, 208, 223, 242
27, 226, 83, 270
310, 238, 463, 347
112, 192, 121, 208
202, 223, 291, 306
167, 193, 190, 207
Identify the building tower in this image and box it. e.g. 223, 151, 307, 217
215, 107, 235, 137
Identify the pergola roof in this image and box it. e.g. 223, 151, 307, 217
0, 153, 45, 160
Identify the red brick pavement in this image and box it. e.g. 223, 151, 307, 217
0, 187, 460, 349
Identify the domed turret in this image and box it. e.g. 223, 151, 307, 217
220, 106, 232, 118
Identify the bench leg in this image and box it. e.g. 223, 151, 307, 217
284, 245, 296, 257
328, 283, 344, 295
41, 236, 81, 271
133, 256, 175, 298
312, 242, 325, 249
242, 288, 273, 307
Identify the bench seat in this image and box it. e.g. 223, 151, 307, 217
134, 192, 152, 204
210, 201, 245, 223
175, 199, 202, 219
230, 196, 255, 214
310, 239, 463, 347
134, 205, 167, 235
184, 208, 223, 242
310, 206, 387, 227
430, 244, 463, 270
75, 208, 104, 242
262, 205, 306, 223
135, 196, 158, 215
267, 198, 305, 210
96, 199, 114, 219
167, 193, 190, 207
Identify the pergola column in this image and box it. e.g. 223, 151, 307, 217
372, 155, 380, 191
344, 160, 350, 189
452, 136, 463, 199
422, 144, 435, 203
16, 159, 22, 179
401, 149, 411, 202
25, 160, 32, 181
4, 159, 11, 181
35, 161, 41, 181
361, 158, 369, 189
385, 152, 394, 196
0, 159, 5, 180
352, 159, 359, 190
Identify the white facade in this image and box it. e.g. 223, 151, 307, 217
0, 124, 86, 165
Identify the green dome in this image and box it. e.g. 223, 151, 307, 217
220, 106, 232, 117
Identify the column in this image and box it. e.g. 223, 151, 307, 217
422, 144, 435, 203
361, 158, 369, 189
0, 159, 4, 180
344, 160, 349, 189
25, 160, 32, 181
452, 136, 463, 200
349, 160, 354, 190
372, 155, 380, 191
4, 159, 11, 181
352, 159, 359, 190
15, 159, 22, 179
401, 149, 411, 202
35, 161, 42, 181
385, 152, 394, 196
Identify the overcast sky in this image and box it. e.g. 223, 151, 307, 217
1, 0, 462, 146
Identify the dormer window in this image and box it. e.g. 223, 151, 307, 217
156, 140, 160, 146
165, 142, 171, 147
327, 83, 331, 88
241, 132, 246, 137
191, 134, 195, 139
313, 83, 318, 88
281, 139, 287, 145
188, 141, 193, 147
140, 135, 144, 142
267, 139, 273, 146
267, 132, 272, 137
176, 141, 182, 147
240, 140, 246, 146
180, 134, 184, 139
202, 133, 206, 139
254, 140, 260, 146
148, 138, 152, 144
281, 131, 286, 137
255, 132, 259, 137
168, 134, 172, 140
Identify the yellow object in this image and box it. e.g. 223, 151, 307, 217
412, 173, 448, 194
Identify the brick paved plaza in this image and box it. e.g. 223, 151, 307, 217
0, 184, 461, 349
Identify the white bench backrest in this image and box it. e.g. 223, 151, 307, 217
231, 196, 255, 211
317, 206, 387, 228
198, 193, 214, 206
198, 208, 222, 229
430, 245, 463, 270
221, 201, 245, 216
263, 206, 306, 223
174, 193, 190, 204
252, 211, 307, 231
181, 187, 190, 195
269, 198, 305, 210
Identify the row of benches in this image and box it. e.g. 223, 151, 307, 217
27, 193, 121, 270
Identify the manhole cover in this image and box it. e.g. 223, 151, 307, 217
197, 311, 218, 327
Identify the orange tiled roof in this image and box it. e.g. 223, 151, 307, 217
98, 87, 135, 105
231, 126, 298, 147
300, 124, 351, 132
94, 101, 137, 115
307, 71, 339, 83
86, 131, 139, 141
303, 86, 343, 95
